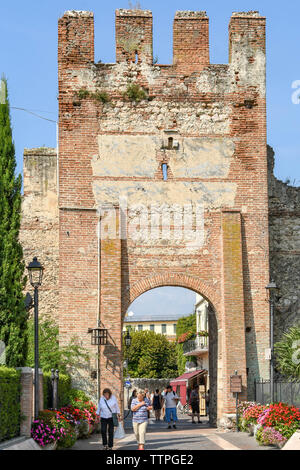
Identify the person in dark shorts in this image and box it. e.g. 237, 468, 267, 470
190, 385, 201, 424
152, 389, 163, 421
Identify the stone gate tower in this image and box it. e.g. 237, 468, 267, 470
57, 9, 269, 425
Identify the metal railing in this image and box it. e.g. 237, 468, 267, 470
255, 379, 300, 407
182, 335, 209, 355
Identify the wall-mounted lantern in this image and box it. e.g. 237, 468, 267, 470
87, 327, 108, 346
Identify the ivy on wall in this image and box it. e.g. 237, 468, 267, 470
176, 313, 197, 375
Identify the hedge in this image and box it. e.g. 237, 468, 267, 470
43, 372, 72, 409
0, 367, 21, 442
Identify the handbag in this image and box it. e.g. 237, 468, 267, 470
104, 399, 119, 427
114, 422, 125, 439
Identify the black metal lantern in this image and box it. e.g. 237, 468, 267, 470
88, 327, 108, 346
124, 329, 132, 347
265, 279, 278, 294
27, 257, 44, 287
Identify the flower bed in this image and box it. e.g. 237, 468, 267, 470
238, 401, 300, 448
31, 390, 99, 449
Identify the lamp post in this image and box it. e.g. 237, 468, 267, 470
265, 280, 278, 403
124, 329, 132, 373
123, 330, 132, 411
26, 257, 44, 419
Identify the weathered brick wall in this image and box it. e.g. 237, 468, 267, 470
56, 9, 270, 424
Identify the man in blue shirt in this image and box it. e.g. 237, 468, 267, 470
164, 385, 179, 429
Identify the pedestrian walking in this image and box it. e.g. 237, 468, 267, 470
131, 390, 152, 450
190, 385, 201, 424
96, 388, 121, 450
164, 385, 179, 429
152, 389, 163, 421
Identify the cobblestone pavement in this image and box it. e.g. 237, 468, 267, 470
73, 414, 276, 451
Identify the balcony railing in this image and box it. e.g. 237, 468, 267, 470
182, 335, 209, 356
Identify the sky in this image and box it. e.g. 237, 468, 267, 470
1, 0, 299, 317
127, 287, 196, 318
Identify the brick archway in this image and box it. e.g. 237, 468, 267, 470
124, 273, 219, 319
123, 272, 220, 426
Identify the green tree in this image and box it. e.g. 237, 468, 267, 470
26, 314, 89, 374
274, 325, 300, 379
0, 77, 27, 366
176, 313, 196, 375
124, 330, 178, 378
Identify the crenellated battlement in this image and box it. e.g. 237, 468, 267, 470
58, 9, 266, 73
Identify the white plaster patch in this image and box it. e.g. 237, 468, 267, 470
93, 135, 159, 177
92, 180, 237, 209
169, 137, 235, 178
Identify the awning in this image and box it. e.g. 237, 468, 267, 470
170, 369, 206, 387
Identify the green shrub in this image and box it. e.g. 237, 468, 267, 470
26, 314, 90, 374
57, 421, 77, 449
124, 83, 148, 102
0, 367, 21, 442
77, 88, 90, 99
76, 88, 110, 104
66, 388, 90, 406
274, 325, 300, 379
92, 91, 110, 103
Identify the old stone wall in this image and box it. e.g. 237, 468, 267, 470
20, 148, 59, 321
268, 146, 300, 343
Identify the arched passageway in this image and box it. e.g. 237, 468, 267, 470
122, 285, 219, 426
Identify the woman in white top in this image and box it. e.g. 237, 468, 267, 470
96, 388, 121, 450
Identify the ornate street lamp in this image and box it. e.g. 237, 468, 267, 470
124, 329, 132, 347
266, 279, 279, 403
27, 257, 44, 287
26, 257, 44, 419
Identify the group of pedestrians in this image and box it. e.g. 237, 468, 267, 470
96, 384, 209, 450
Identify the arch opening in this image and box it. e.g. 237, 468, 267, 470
122, 285, 218, 427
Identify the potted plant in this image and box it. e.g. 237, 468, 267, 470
31, 419, 66, 450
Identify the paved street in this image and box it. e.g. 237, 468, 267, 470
73, 414, 276, 451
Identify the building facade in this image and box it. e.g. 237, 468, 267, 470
20, 9, 300, 426
183, 294, 209, 371
123, 314, 188, 341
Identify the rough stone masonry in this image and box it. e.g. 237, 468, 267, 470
20, 9, 299, 426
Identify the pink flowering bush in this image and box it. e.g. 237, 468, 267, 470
31, 396, 99, 448
238, 400, 300, 447
31, 420, 66, 447
256, 426, 287, 448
